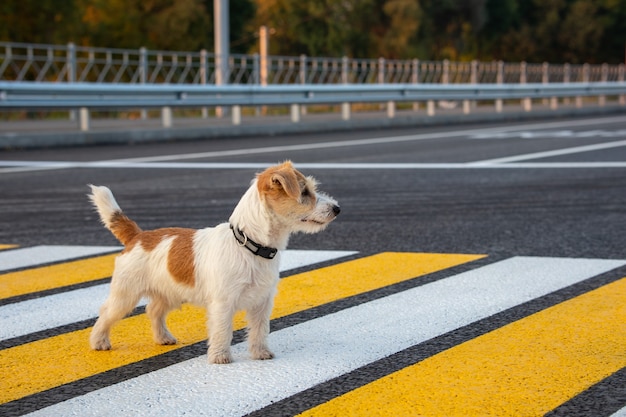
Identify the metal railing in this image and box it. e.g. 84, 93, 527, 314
1, 41, 626, 132
2, 41, 625, 86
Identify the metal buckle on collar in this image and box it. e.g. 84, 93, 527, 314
230, 224, 278, 259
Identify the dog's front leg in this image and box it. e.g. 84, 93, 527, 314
246, 296, 275, 360
207, 301, 235, 364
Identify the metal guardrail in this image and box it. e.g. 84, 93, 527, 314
2, 81, 626, 131
3, 81, 626, 108
1, 41, 626, 132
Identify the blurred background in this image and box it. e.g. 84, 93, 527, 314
2, 0, 625, 64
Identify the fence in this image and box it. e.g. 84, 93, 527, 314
1, 41, 626, 131
2, 41, 624, 86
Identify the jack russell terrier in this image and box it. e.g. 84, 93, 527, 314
88, 161, 340, 364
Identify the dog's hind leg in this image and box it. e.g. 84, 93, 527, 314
146, 295, 177, 345
246, 296, 275, 360
207, 301, 236, 364
90, 284, 141, 350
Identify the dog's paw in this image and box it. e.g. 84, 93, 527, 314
251, 347, 275, 361
208, 350, 233, 364
90, 336, 112, 351
155, 333, 177, 346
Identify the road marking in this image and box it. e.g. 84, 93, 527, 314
0, 245, 17, 251
470, 138, 626, 165
301, 276, 626, 417
0, 250, 356, 342
24, 256, 625, 417
2, 115, 626, 173
1, 161, 626, 171
469, 129, 626, 140
0, 244, 119, 273
0, 252, 479, 405
0, 253, 117, 301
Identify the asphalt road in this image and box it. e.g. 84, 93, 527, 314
1, 114, 625, 258
1, 114, 626, 416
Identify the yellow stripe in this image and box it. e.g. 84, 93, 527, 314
0, 245, 18, 250
0, 254, 117, 300
299, 277, 626, 417
0, 252, 482, 404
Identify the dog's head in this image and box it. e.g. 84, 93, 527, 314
257, 161, 340, 234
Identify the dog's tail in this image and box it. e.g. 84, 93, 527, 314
88, 185, 142, 246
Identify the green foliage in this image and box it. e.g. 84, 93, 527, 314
1, 0, 624, 63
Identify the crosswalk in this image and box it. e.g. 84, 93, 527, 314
0, 245, 625, 416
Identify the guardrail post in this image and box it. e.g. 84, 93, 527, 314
66, 42, 79, 124
253, 53, 261, 116
341, 55, 350, 120
378, 57, 393, 116
427, 99, 435, 116
576, 64, 589, 108
435, 59, 449, 115
464, 60, 477, 114
599, 63, 608, 106
617, 64, 626, 106
563, 63, 571, 106
412, 59, 420, 111
140, 47, 148, 120
300, 54, 308, 116
162, 106, 172, 128
520, 61, 531, 112
290, 103, 300, 123
542, 62, 548, 107
232, 105, 241, 125
495, 61, 503, 113
79, 107, 90, 131
200, 49, 209, 118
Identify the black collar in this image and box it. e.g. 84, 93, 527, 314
230, 224, 278, 259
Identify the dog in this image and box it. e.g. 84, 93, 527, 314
88, 161, 340, 364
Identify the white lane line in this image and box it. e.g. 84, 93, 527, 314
2, 161, 626, 171
3, 115, 626, 174
27, 256, 625, 417
0, 250, 356, 341
0, 245, 121, 273
89, 114, 626, 164
470, 139, 626, 165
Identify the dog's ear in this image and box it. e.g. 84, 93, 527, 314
258, 161, 301, 200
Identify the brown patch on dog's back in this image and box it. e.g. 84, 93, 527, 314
121, 227, 196, 287
167, 229, 196, 287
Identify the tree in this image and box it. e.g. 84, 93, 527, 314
0, 0, 81, 44
253, 0, 423, 58
78, 0, 211, 50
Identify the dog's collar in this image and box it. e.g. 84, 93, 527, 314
230, 224, 278, 259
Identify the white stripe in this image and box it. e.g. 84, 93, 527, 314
0, 245, 120, 273
88, 114, 626, 164
2, 161, 626, 172
26, 256, 625, 417
470, 139, 626, 165
0, 250, 355, 341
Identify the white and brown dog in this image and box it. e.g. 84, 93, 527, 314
88, 161, 340, 364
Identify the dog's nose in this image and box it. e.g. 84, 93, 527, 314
332, 205, 341, 215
